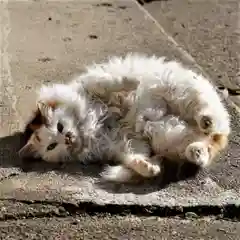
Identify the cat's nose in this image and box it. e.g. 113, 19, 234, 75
57, 122, 64, 133
65, 132, 72, 145
65, 132, 72, 138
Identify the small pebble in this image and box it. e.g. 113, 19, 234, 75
89, 34, 98, 39
185, 211, 198, 219
63, 37, 72, 42
118, 6, 127, 9
38, 57, 53, 62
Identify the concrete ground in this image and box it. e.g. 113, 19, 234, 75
0, 214, 240, 240
0, 0, 239, 238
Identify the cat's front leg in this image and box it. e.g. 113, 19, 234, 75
105, 134, 161, 179
101, 141, 161, 182
122, 153, 161, 178
118, 137, 161, 178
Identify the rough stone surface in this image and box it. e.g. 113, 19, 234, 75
143, 0, 240, 108
143, 0, 239, 88
0, 0, 239, 215
0, 215, 239, 240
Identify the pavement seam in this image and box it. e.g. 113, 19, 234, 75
0, 199, 239, 221
133, 0, 240, 114
0, 173, 20, 182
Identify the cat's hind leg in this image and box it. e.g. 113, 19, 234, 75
101, 154, 162, 182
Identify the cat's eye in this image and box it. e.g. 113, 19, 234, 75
57, 122, 64, 133
47, 142, 58, 151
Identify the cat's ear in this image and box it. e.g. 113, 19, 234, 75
23, 107, 46, 140
37, 100, 55, 124
18, 142, 39, 159
23, 100, 58, 138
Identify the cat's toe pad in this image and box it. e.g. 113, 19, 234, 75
127, 155, 160, 177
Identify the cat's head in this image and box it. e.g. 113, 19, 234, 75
19, 100, 83, 163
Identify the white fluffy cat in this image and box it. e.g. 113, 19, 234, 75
19, 53, 230, 182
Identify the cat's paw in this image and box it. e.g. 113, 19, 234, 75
126, 154, 161, 177
101, 165, 134, 183
185, 142, 210, 168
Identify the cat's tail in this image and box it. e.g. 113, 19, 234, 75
101, 165, 135, 183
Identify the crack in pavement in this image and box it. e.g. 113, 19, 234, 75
0, 173, 20, 182
0, 199, 239, 222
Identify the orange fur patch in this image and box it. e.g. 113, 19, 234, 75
208, 133, 228, 161
211, 133, 228, 150
47, 101, 59, 110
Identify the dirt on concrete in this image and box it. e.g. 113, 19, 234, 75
0, 215, 239, 240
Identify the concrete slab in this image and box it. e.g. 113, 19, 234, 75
142, 0, 240, 107
0, 0, 239, 211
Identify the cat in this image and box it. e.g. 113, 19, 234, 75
19, 84, 227, 182
19, 53, 230, 182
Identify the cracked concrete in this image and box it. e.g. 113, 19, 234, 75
0, 0, 239, 230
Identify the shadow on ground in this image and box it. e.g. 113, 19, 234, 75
0, 131, 201, 194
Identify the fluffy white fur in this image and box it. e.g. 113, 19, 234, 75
19, 85, 108, 163
71, 53, 230, 135
19, 53, 231, 182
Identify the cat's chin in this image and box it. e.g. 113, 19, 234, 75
41, 149, 72, 163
